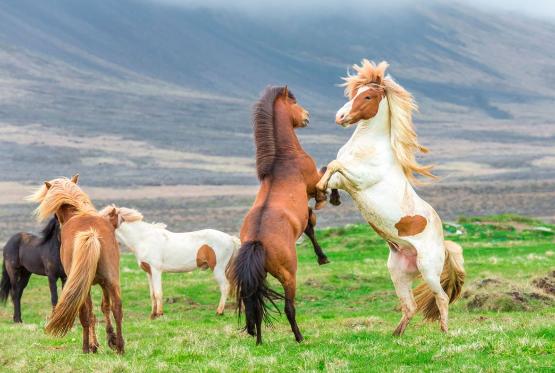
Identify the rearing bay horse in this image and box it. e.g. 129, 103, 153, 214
28, 175, 124, 354
227, 86, 326, 344
317, 60, 465, 335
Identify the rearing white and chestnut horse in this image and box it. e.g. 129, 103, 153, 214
317, 60, 465, 335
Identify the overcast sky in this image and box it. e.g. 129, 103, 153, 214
143, 0, 555, 21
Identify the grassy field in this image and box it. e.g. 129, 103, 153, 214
0, 215, 554, 372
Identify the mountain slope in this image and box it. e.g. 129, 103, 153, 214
0, 0, 554, 187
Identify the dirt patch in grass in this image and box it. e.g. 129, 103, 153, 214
463, 276, 555, 312
532, 270, 555, 295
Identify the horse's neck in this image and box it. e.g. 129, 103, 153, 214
56, 205, 79, 225
274, 104, 303, 157
346, 102, 395, 165
117, 221, 153, 256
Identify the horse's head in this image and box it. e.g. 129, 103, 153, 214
27, 173, 93, 223
277, 86, 309, 129
336, 60, 388, 128
99, 205, 143, 229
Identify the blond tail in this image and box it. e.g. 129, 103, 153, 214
413, 240, 465, 321
45, 228, 101, 336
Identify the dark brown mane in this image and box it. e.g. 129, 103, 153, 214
252, 85, 295, 180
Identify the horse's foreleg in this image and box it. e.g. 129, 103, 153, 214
143, 271, 156, 319
304, 208, 329, 265
101, 286, 117, 351
150, 269, 164, 318
213, 268, 229, 315
387, 248, 418, 336
316, 161, 339, 192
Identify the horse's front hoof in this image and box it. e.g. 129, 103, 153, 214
330, 190, 341, 206
318, 257, 330, 265
150, 312, 164, 320
392, 324, 406, 337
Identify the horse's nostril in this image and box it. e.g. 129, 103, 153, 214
340, 114, 345, 119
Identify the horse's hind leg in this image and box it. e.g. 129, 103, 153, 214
387, 247, 417, 336
11, 269, 31, 323
281, 272, 303, 343
78, 297, 92, 353
47, 274, 59, 308
304, 208, 329, 265
213, 268, 229, 315
101, 286, 117, 350
87, 294, 99, 352
418, 251, 450, 333
108, 283, 125, 354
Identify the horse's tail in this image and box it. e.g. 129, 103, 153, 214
414, 240, 465, 321
226, 240, 283, 344
0, 260, 10, 305
45, 228, 101, 336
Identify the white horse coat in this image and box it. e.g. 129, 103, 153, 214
318, 60, 465, 335
101, 206, 240, 318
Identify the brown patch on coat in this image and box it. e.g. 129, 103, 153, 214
395, 215, 427, 237
140, 261, 151, 274
196, 245, 216, 271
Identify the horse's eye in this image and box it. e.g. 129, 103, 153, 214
365, 96, 372, 100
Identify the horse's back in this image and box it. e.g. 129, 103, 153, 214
61, 214, 119, 276
3, 232, 47, 274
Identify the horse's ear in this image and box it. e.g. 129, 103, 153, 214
283, 85, 289, 99
70, 173, 79, 184
44, 181, 52, 189
375, 75, 382, 86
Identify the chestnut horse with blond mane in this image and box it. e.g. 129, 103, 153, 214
227, 86, 327, 344
28, 175, 124, 354
317, 60, 465, 335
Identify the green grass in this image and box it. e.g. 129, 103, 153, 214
1, 216, 554, 372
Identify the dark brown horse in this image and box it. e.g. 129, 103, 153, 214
1, 216, 66, 323
28, 175, 124, 354
227, 86, 326, 344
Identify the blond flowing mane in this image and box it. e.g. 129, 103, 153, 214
99, 205, 168, 229
27, 177, 96, 221
341, 59, 435, 185
99, 205, 144, 223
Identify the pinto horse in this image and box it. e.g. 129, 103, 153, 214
1, 216, 66, 323
100, 205, 241, 318
27, 175, 124, 354
227, 86, 326, 344
317, 60, 465, 335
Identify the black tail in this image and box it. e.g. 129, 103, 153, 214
0, 261, 10, 304
226, 240, 283, 344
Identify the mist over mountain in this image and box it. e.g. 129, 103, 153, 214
0, 0, 554, 187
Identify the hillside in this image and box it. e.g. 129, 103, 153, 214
0, 0, 554, 223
